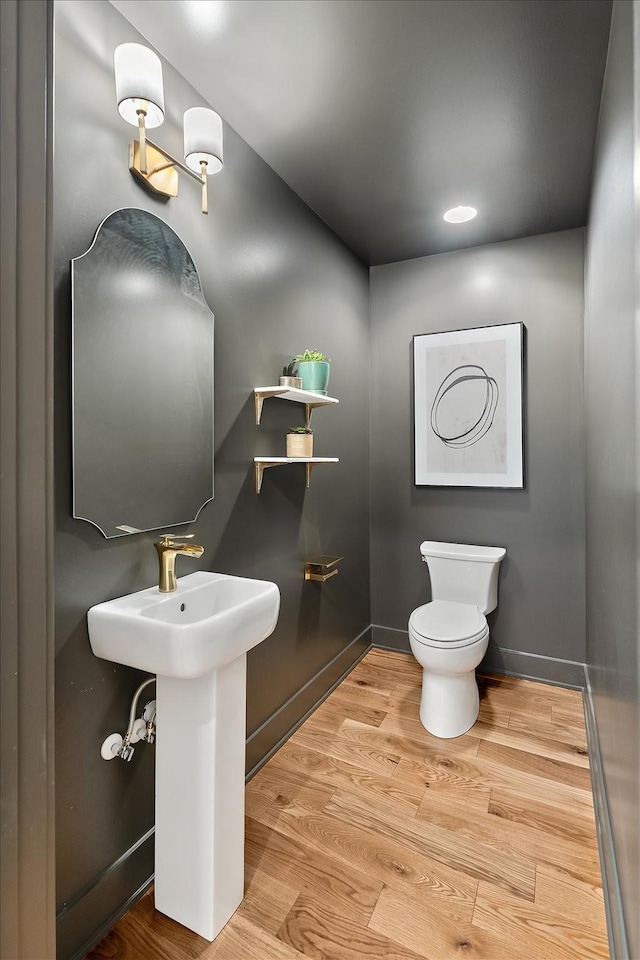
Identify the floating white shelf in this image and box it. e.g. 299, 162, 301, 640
254, 457, 339, 494
253, 385, 339, 492
253, 386, 338, 426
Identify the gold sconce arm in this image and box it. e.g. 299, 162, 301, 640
201, 160, 208, 215
129, 137, 211, 213
137, 105, 148, 173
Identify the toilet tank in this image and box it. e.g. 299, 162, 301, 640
420, 541, 506, 614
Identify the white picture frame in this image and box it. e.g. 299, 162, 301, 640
413, 322, 525, 488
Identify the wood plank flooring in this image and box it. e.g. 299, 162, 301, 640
86, 649, 609, 960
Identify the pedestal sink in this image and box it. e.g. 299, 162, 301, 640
87, 571, 280, 940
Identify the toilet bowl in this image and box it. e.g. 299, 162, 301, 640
408, 542, 506, 739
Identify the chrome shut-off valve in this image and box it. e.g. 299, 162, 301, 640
100, 679, 157, 762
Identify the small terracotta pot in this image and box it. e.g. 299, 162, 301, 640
287, 433, 313, 457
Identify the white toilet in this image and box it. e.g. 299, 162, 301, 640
408, 540, 506, 739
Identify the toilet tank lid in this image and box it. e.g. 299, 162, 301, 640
419, 541, 506, 563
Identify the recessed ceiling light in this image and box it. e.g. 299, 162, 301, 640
443, 205, 478, 223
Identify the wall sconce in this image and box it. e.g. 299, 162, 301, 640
114, 43, 223, 214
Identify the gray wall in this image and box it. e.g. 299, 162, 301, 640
0, 3, 56, 959
51, 3, 639, 959
585, 1, 639, 956
370, 230, 586, 681
53, 3, 370, 958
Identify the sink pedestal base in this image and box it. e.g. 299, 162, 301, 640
154, 655, 247, 940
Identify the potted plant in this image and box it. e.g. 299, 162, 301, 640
295, 349, 331, 395
280, 359, 302, 389
287, 426, 313, 458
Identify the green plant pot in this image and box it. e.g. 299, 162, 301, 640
297, 361, 330, 395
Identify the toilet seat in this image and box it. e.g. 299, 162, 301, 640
409, 600, 488, 648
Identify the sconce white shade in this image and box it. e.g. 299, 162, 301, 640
183, 108, 223, 174
114, 43, 165, 128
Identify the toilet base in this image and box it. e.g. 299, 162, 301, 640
419, 668, 480, 739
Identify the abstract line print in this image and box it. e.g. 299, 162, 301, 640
430, 364, 499, 448
424, 337, 506, 475
414, 322, 524, 488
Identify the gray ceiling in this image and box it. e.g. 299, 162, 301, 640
111, 0, 612, 266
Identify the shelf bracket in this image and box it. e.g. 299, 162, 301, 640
255, 461, 267, 494
304, 403, 322, 428
254, 388, 284, 425
254, 460, 317, 493
254, 459, 289, 494
254, 458, 338, 493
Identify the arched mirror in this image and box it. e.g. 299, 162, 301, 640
72, 208, 214, 538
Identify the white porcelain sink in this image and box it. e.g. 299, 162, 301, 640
87, 570, 280, 942
88, 570, 280, 678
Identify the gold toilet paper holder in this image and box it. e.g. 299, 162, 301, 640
304, 556, 343, 582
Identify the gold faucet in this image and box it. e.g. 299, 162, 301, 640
154, 534, 204, 593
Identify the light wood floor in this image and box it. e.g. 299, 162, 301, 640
86, 649, 609, 960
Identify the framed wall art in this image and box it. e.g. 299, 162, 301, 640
413, 322, 525, 488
